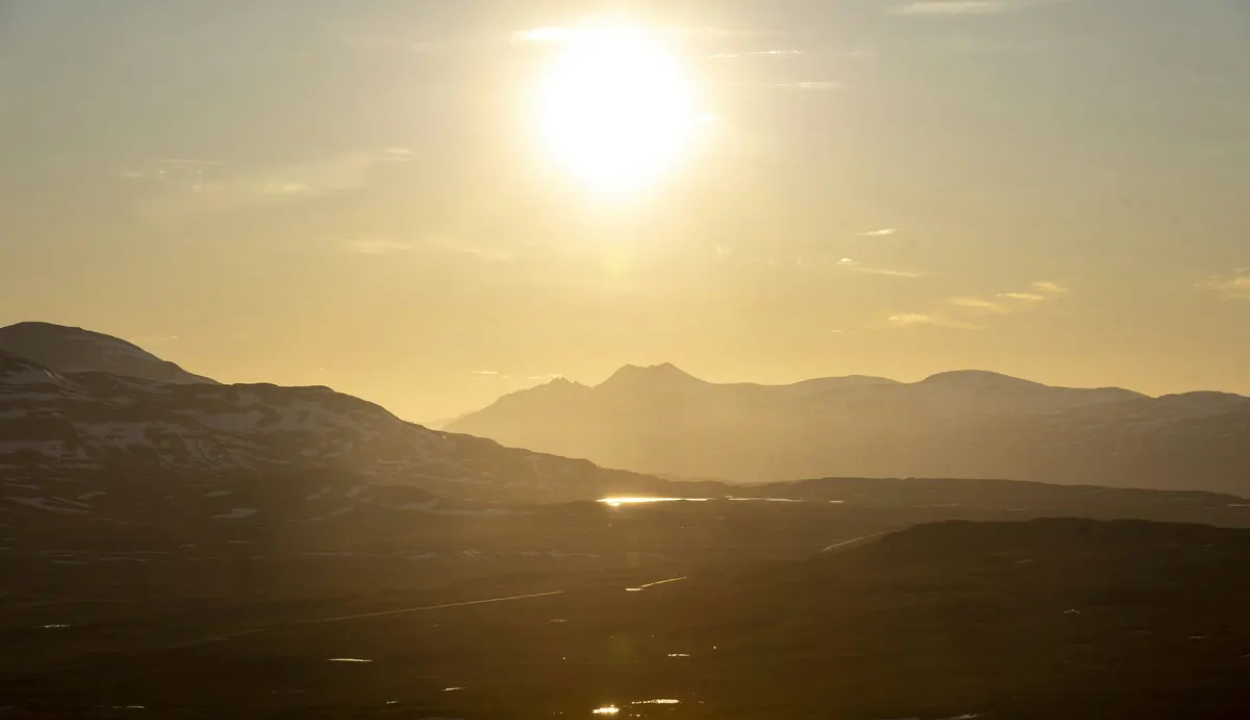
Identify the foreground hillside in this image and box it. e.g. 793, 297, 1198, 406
0, 349, 676, 514
449, 363, 1250, 493
3, 518, 1248, 719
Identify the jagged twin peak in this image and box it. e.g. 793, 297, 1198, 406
0, 321, 216, 385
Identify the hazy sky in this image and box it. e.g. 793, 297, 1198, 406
2, 0, 1249, 421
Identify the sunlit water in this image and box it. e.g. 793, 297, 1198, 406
599, 497, 710, 507
599, 497, 844, 506
592, 699, 680, 715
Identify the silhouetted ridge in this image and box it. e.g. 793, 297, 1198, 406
920, 369, 1049, 389
600, 362, 705, 388
0, 321, 217, 384
448, 360, 1247, 493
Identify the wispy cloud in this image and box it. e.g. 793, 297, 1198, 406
119, 158, 228, 182
712, 49, 807, 59
889, 280, 1069, 330
127, 150, 404, 220
513, 24, 748, 46
858, 228, 897, 237
892, 1, 1010, 15
950, 297, 1010, 314
776, 81, 841, 90
888, 313, 980, 329
346, 236, 513, 261
836, 258, 927, 278
1031, 280, 1069, 295
891, 0, 1066, 16
346, 239, 413, 255
430, 237, 514, 262
998, 292, 1046, 302
856, 267, 928, 278
1209, 270, 1250, 300
471, 370, 503, 377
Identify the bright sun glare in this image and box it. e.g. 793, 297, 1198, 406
532, 23, 702, 194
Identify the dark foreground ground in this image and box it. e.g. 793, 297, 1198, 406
3, 515, 1250, 720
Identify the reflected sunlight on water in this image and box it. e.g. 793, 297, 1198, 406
599, 496, 845, 506
592, 705, 620, 715
599, 497, 711, 507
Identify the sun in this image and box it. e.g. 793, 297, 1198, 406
531, 23, 702, 194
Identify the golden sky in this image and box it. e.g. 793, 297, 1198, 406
1, 0, 1249, 421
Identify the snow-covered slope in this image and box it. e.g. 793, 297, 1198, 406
0, 322, 216, 384
448, 364, 1250, 493
0, 351, 676, 536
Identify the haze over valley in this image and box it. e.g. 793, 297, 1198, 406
3, 0, 1249, 717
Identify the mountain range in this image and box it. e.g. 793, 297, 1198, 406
448, 362, 1250, 494
6, 321, 1249, 549
4, 322, 1250, 719
0, 324, 690, 546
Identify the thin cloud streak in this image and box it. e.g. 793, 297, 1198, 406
513, 24, 749, 45
892, 0, 1068, 16
950, 297, 1010, 314
853, 267, 928, 278
345, 236, 513, 262
1209, 271, 1250, 300
346, 239, 413, 255
858, 228, 897, 237
893, 1, 1009, 15
888, 313, 980, 330
1032, 281, 1069, 295
776, 81, 841, 90
128, 149, 408, 222
835, 258, 927, 278
430, 237, 514, 262
889, 280, 1069, 330
712, 49, 807, 59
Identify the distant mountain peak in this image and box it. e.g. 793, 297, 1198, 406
602, 363, 704, 387
919, 370, 1046, 389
